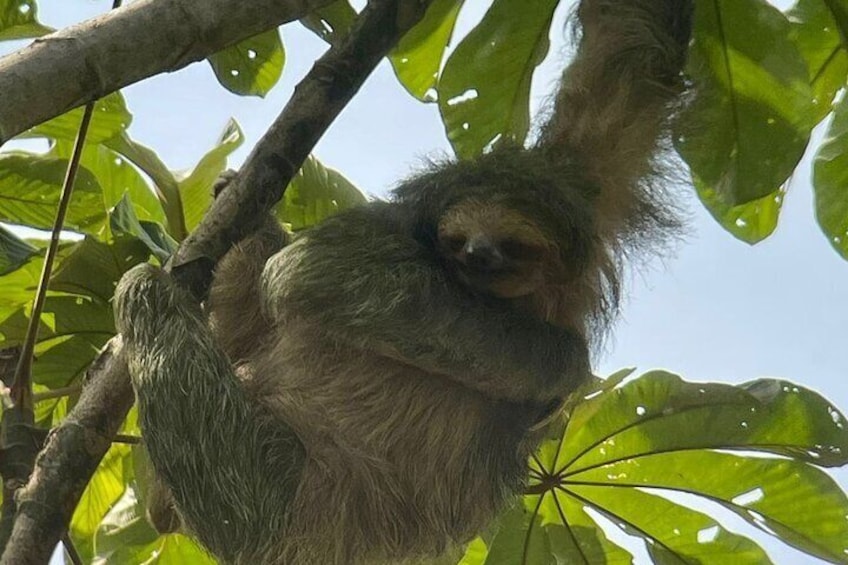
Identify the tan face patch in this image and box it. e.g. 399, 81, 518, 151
437, 198, 561, 298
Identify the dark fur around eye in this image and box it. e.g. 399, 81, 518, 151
499, 239, 543, 261
441, 235, 467, 253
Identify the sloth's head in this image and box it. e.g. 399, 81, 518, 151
393, 146, 599, 305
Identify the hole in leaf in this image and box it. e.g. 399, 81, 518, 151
697, 525, 719, 544
447, 89, 479, 106
731, 487, 763, 506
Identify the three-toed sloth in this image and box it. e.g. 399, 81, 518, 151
115, 1, 693, 563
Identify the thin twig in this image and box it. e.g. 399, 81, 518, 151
32, 384, 82, 403
11, 104, 95, 411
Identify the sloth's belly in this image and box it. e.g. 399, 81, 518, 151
249, 337, 534, 557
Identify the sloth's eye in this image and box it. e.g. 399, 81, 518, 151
500, 238, 542, 261
441, 235, 467, 253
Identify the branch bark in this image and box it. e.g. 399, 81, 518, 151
0, 0, 335, 146
0, 0, 433, 562
0, 342, 131, 565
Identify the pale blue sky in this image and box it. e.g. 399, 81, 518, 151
2, 1, 845, 563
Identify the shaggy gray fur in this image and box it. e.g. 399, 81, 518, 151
114, 1, 692, 563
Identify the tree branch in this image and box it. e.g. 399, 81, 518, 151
0, 0, 335, 146
0, 341, 131, 565
0, 0, 433, 562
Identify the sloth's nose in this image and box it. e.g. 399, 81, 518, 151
463, 236, 504, 272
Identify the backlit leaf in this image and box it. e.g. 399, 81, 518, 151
438, 0, 558, 158
209, 29, 285, 97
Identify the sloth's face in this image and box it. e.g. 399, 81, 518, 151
437, 198, 561, 298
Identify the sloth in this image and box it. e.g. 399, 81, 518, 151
115, 1, 692, 563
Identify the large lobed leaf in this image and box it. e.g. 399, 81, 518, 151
465, 370, 848, 564
0, 234, 149, 390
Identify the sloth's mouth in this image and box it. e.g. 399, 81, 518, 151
457, 263, 515, 282
456, 265, 538, 298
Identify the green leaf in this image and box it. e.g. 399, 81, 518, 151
179, 120, 244, 231
389, 0, 464, 101
50, 139, 166, 227
300, 0, 357, 45
574, 451, 848, 563
51, 235, 151, 302
95, 485, 217, 565
208, 29, 285, 97
557, 373, 848, 471
94, 487, 160, 561
20, 92, 132, 144
32, 334, 107, 388
110, 194, 176, 263
438, 0, 558, 158
483, 502, 553, 565
531, 484, 634, 564
813, 93, 848, 259
0, 0, 52, 41
276, 154, 367, 230
0, 244, 73, 312
821, 0, 848, 47
70, 444, 133, 562
0, 295, 114, 346
0, 293, 115, 388
565, 485, 771, 564
0, 152, 106, 234
695, 185, 784, 244
679, 0, 815, 214
0, 223, 36, 275
789, 0, 848, 122
457, 538, 488, 565
105, 132, 185, 239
